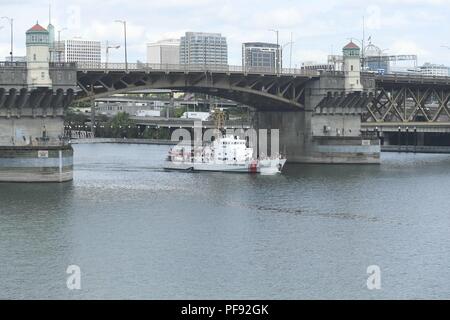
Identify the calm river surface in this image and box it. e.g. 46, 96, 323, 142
0, 143, 449, 299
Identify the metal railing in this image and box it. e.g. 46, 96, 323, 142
0, 61, 26, 68
49, 62, 77, 69
2, 60, 448, 81
364, 71, 450, 82
75, 62, 320, 76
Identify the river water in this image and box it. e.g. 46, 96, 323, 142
0, 143, 449, 299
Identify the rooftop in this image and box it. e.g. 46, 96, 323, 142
343, 41, 360, 50
243, 42, 280, 48
27, 23, 48, 33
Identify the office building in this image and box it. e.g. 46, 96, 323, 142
418, 63, 449, 77
242, 42, 280, 72
180, 32, 228, 66
53, 39, 101, 66
147, 39, 180, 65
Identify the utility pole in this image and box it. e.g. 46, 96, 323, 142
282, 39, 295, 72
57, 28, 67, 63
289, 32, 293, 71
362, 16, 366, 70
1, 17, 13, 63
90, 83, 96, 137
115, 20, 128, 72
269, 29, 280, 74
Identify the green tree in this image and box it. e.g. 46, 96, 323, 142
109, 112, 139, 138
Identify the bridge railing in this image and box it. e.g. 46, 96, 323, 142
75, 62, 320, 76
363, 71, 450, 82
49, 62, 77, 69
0, 61, 27, 68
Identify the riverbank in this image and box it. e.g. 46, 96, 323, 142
70, 138, 177, 145
382, 145, 450, 154
71, 138, 450, 155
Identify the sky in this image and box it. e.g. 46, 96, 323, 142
0, 0, 449, 67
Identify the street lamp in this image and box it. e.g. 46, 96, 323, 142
57, 27, 67, 63
106, 40, 120, 70
289, 32, 294, 70
269, 29, 280, 73
1, 17, 14, 63
115, 20, 128, 72
282, 39, 295, 72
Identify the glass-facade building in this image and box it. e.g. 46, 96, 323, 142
180, 32, 228, 66
242, 42, 280, 72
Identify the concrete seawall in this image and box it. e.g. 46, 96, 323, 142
70, 138, 177, 146
382, 145, 450, 154
0, 145, 73, 183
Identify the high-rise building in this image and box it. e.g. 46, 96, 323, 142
53, 39, 101, 67
179, 32, 228, 66
147, 39, 180, 65
242, 42, 280, 72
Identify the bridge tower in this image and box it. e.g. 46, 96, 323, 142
0, 22, 77, 182
343, 41, 363, 92
26, 23, 52, 89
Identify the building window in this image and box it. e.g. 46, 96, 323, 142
33, 54, 36, 61
351, 65, 354, 71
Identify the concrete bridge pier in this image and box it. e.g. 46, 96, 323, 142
253, 73, 381, 164
0, 89, 75, 183
253, 110, 310, 162
0, 23, 77, 183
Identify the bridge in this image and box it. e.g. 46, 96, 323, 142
74, 63, 450, 126
75, 62, 318, 111
2, 61, 449, 121
2, 59, 450, 182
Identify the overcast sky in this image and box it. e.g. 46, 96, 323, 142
1, 0, 449, 66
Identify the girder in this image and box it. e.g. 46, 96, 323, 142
365, 83, 450, 124
75, 70, 314, 110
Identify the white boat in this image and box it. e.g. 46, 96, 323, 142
164, 135, 287, 175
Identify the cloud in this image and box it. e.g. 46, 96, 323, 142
0, 0, 449, 66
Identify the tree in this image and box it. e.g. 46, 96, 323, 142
109, 112, 139, 138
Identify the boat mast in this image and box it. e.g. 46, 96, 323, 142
212, 107, 225, 134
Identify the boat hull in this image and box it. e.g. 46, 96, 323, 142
164, 159, 286, 175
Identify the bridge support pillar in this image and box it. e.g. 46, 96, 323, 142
253, 72, 381, 164
0, 116, 73, 182
0, 145, 73, 183
0, 91, 74, 183
254, 110, 380, 164
253, 110, 310, 162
